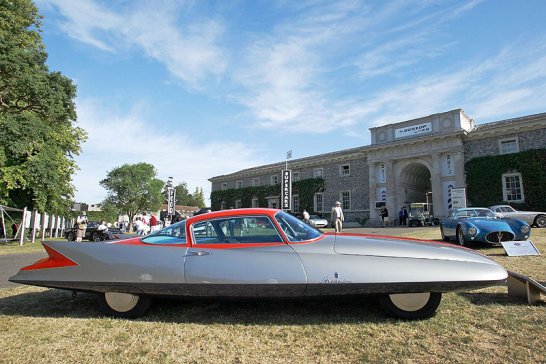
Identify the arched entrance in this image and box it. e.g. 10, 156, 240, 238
398, 162, 432, 206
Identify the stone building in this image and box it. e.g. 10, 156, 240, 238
209, 109, 546, 226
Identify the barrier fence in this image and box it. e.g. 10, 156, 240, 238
0, 205, 70, 246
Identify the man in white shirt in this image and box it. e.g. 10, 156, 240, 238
331, 201, 344, 233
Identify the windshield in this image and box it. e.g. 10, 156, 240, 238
454, 209, 496, 219
274, 211, 323, 242
141, 220, 186, 244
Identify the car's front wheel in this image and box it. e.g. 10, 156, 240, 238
378, 292, 442, 320
97, 292, 152, 318
440, 226, 449, 241
66, 232, 75, 241
534, 215, 546, 228
456, 226, 466, 246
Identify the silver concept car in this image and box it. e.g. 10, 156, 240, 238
10, 208, 508, 320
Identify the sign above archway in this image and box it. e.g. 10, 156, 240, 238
395, 122, 432, 139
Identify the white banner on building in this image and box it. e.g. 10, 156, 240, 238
441, 154, 455, 177
395, 122, 432, 139
376, 187, 387, 203
376, 164, 386, 183
442, 181, 456, 216
281, 170, 292, 211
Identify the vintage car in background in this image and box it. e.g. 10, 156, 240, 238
308, 214, 328, 228
11, 208, 507, 320
440, 207, 531, 246
489, 205, 546, 228
408, 203, 439, 227
64, 221, 123, 242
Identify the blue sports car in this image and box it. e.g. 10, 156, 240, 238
440, 208, 531, 246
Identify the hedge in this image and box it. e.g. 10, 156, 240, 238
210, 178, 324, 213
465, 148, 546, 211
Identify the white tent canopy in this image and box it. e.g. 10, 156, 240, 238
0, 205, 24, 241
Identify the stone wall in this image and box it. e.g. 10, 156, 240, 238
463, 129, 546, 163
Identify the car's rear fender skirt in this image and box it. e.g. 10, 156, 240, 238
304, 279, 506, 296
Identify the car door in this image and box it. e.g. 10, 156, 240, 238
184, 215, 307, 297
442, 211, 459, 237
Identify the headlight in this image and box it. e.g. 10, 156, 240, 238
520, 225, 530, 234
468, 227, 477, 235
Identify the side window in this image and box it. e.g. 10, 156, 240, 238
142, 221, 186, 245
192, 217, 283, 244
192, 221, 221, 244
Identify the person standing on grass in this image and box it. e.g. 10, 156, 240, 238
380, 206, 389, 227
303, 209, 310, 224
149, 214, 159, 233
76, 212, 88, 242
331, 201, 344, 233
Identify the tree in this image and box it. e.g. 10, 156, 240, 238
174, 182, 192, 206
173, 182, 206, 207
0, 0, 86, 214
100, 163, 164, 229
191, 187, 205, 207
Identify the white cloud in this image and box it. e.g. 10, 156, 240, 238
72, 98, 261, 204
43, 0, 227, 88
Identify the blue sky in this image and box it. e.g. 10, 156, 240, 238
35, 0, 546, 205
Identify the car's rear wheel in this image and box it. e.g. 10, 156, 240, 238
97, 292, 152, 318
534, 215, 546, 228
91, 231, 100, 242
456, 226, 466, 246
378, 292, 442, 320
67, 232, 75, 241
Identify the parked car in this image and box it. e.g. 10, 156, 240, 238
11, 208, 507, 320
64, 221, 123, 242
408, 203, 439, 227
193, 207, 211, 215
489, 205, 546, 228
440, 207, 531, 246
308, 214, 328, 228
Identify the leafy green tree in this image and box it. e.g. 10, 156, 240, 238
173, 183, 206, 207
191, 187, 205, 207
174, 182, 192, 206
0, 0, 86, 214
100, 163, 164, 229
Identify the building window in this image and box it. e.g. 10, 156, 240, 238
252, 178, 260, 187
502, 173, 524, 203
340, 191, 351, 210
313, 168, 323, 178
267, 197, 279, 209
499, 137, 519, 155
292, 195, 300, 212
314, 193, 323, 212
271, 175, 279, 185
236, 180, 243, 189
292, 172, 300, 182
221, 183, 228, 191
339, 164, 350, 177
252, 198, 259, 208
235, 199, 242, 209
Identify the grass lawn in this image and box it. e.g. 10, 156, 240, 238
1, 227, 544, 363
